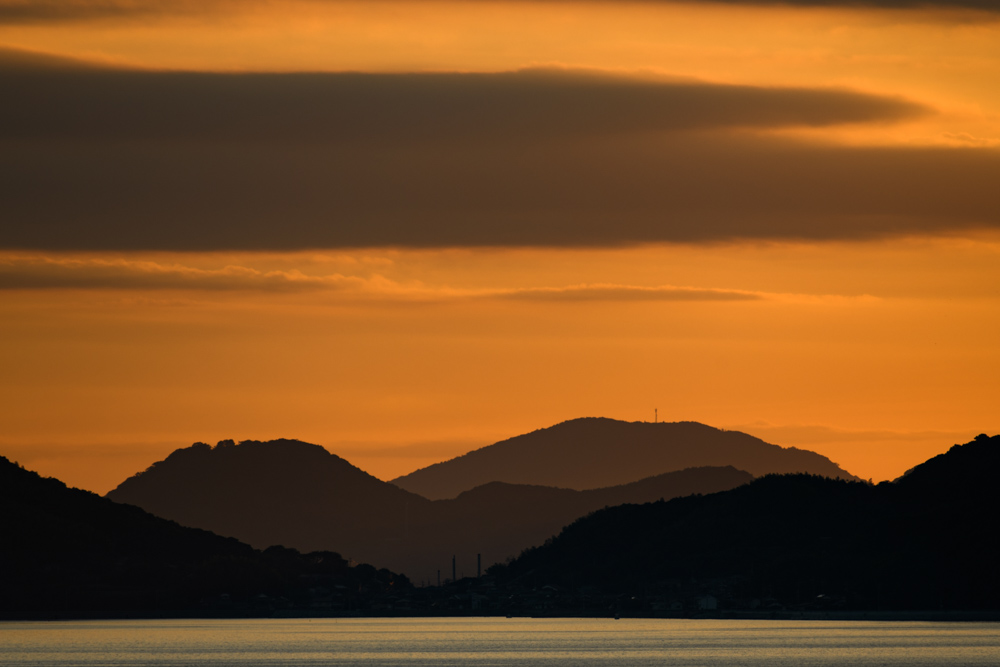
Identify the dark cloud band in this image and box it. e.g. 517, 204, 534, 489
1, 0, 998, 25
1, 51, 995, 250
0, 0, 209, 24
3, 136, 997, 250
0, 61, 924, 144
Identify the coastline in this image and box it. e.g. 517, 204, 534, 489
5, 609, 1000, 623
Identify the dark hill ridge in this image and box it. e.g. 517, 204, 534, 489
0, 455, 409, 618
107, 438, 752, 582
490, 434, 1000, 612
894, 432, 1000, 495
392, 418, 858, 499
424, 465, 753, 580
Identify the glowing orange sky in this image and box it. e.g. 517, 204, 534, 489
3, 238, 997, 492
1, 1, 998, 494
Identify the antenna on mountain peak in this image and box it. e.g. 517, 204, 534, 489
655, 408, 658, 423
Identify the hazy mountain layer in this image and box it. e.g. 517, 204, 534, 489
392, 418, 858, 499
420, 465, 753, 583
106, 438, 752, 582
491, 434, 1000, 611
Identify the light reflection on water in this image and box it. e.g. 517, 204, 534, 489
1, 618, 998, 666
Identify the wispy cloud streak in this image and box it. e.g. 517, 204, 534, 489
0, 256, 366, 292
494, 284, 761, 302
0, 255, 772, 302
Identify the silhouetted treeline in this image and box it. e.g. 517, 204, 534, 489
488, 434, 1000, 611
0, 456, 409, 619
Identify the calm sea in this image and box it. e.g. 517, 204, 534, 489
1, 618, 998, 666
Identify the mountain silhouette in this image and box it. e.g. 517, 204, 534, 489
0, 455, 409, 618
106, 438, 752, 582
107, 438, 434, 570
392, 418, 858, 499
490, 433, 1000, 612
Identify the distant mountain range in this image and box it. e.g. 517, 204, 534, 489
392, 418, 858, 499
490, 434, 1000, 612
0, 454, 409, 618
107, 435, 753, 582
6, 426, 999, 616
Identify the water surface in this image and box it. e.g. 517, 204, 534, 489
2, 618, 998, 666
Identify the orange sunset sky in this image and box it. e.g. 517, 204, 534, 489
1, 0, 998, 494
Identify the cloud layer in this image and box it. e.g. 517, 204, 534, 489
0, 58, 924, 142
2, 51, 997, 250
0, 255, 763, 301
0, 0, 215, 24
0, 256, 366, 292
1, 0, 998, 25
